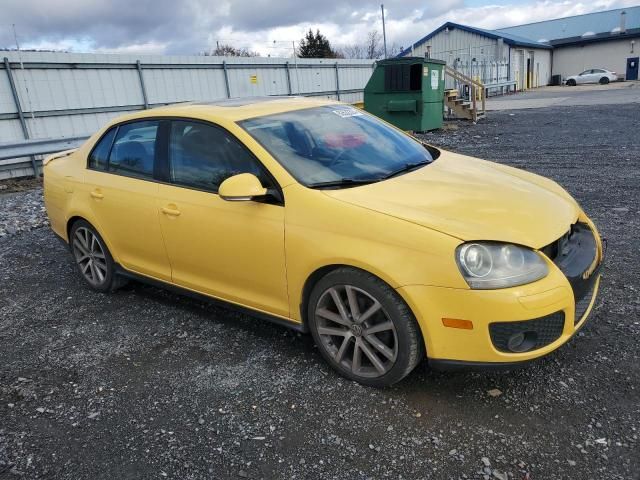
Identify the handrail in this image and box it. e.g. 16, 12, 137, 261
444, 65, 486, 122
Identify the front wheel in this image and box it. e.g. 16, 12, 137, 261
307, 268, 423, 387
566, 79, 576, 86
599, 77, 610, 85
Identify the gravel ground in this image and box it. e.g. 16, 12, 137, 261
1, 102, 639, 480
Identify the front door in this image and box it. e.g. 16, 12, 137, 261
83, 119, 171, 281
157, 119, 289, 317
627, 57, 639, 81
576, 69, 592, 84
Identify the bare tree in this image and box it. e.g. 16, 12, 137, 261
339, 30, 384, 59
201, 43, 259, 57
365, 30, 384, 60
340, 44, 365, 59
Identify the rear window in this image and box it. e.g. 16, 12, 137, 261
107, 121, 159, 179
88, 128, 116, 170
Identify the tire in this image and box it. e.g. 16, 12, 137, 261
69, 219, 126, 292
566, 79, 576, 86
599, 77, 609, 85
307, 267, 423, 387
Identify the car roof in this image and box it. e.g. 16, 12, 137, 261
113, 96, 341, 125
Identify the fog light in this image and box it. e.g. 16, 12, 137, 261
506, 331, 538, 352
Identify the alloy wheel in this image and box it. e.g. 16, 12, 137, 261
72, 227, 108, 287
314, 285, 398, 378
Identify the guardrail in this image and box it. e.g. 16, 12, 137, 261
0, 136, 88, 178
0, 136, 89, 161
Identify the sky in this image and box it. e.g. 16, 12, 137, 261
1, 0, 638, 57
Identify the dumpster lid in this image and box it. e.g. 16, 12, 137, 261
376, 57, 446, 66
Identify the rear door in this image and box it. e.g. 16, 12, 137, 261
591, 69, 606, 82
83, 119, 172, 281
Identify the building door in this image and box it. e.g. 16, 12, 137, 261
626, 57, 639, 81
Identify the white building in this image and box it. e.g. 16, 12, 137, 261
399, 6, 640, 89
398, 22, 552, 91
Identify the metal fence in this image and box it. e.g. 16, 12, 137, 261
0, 52, 375, 179
450, 59, 510, 86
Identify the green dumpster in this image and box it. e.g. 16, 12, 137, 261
363, 57, 445, 132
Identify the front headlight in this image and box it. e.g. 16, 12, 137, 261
456, 242, 548, 289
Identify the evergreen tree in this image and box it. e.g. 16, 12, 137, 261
297, 29, 339, 58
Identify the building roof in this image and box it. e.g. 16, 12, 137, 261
398, 21, 552, 57
550, 26, 640, 47
496, 6, 640, 42
398, 7, 640, 58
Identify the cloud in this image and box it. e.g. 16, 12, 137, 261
0, 0, 637, 56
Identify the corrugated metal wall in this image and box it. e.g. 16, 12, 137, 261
552, 39, 637, 79
416, 28, 503, 62
0, 52, 375, 178
405, 29, 553, 91
408, 28, 510, 90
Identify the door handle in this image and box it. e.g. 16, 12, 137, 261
90, 190, 104, 199
161, 206, 181, 217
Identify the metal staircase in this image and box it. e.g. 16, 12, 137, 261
444, 66, 486, 122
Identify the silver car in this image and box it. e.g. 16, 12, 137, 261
566, 68, 618, 86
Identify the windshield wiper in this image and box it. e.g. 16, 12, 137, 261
307, 178, 378, 189
380, 160, 431, 180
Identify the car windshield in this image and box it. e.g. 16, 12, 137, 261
239, 105, 436, 187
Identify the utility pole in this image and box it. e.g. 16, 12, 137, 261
292, 40, 300, 95
381, 4, 388, 59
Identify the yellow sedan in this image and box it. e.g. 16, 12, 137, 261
43, 97, 604, 387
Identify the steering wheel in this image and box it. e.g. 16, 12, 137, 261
327, 148, 348, 168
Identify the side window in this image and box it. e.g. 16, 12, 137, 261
88, 128, 116, 170
168, 120, 269, 193
108, 120, 159, 179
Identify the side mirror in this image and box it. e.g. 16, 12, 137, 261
219, 173, 267, 202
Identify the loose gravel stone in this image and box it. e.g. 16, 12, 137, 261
0, 187, 47, 238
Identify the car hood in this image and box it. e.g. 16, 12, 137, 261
322, 151, 580, 249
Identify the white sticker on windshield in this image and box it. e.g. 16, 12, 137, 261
332, 108, 363, 118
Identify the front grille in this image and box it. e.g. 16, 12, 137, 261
542, 222, 600, 324
574, 281, 596, 324
489, 312, 565, 353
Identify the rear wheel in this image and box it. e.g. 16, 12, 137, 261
599, 77, 609, 85
566, 79, 576, 86
307, 268, 423, 387
69, 220, 125, 292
